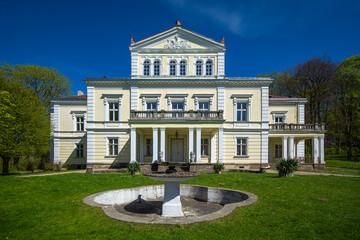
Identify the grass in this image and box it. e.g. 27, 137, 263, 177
1, 172, 359, 240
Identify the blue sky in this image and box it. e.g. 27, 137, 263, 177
1, 0, 359, 95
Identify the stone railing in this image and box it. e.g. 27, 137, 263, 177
130, 110, 224, 120
269, 123, 326, 132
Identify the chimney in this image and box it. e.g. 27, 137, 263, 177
77, 90, 84, 96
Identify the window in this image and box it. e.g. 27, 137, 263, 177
236, 103, 247, 121
170, 60, 176, 76
143, 59, 150, 76
172, 102, 184, 117
180, 60, 186, 76
236, 138, 247, 156
206, 60, 212, 75
76, 144, 84, 158
146, 102, 157, 110
76, 117, 84, 131
108, 138, 118, 156
275, 117, 284, 124
196, 60, 202, 76
201, 138, 209, 156
146, 138, 153, 156
109, 103, 119, 121
198, 102, 209, 111
154, 60, 160, 76
275, 144, 282, 158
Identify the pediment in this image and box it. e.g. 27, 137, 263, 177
129, 27, 226, 53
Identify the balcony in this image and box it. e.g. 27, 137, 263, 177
269, 123, 326, 132
130, 110, 224, 121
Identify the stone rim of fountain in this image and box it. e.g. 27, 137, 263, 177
83, 184, 258, 225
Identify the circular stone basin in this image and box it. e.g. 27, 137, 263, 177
83, 185, 257, 225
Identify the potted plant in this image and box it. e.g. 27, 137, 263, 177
276, 159, 299, 177
127, 162, 141, 175
213, 163, 225, 174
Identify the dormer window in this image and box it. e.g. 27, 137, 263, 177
154, 59, 160, 76
206, 60, 213, 76
196, 60, 203, 76
170, 60, 176, 76
180, 60, 186, 76
143, 59, 150, 76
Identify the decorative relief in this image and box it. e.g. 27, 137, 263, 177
164, 36, 191, 49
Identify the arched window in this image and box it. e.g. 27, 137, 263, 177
196, 60, 202, 76
180, 60, 186, 76
206, 60, 212, 76
154, 59, 161, 76
170, 60, 176, 76
143, 59, 150, 76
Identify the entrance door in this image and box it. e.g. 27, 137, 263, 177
171, 139, 184, 162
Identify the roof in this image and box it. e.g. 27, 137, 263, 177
269, 94, 307, 103
58, 95, 87, 99
269, 94, 292, 99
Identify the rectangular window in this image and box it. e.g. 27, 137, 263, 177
275, 117, 284, 124
76, 117, 84, 131
172, 102, 184, 117
236, 103, 247, 122
108, 138, 119, 156
201, 138, 209, 156
146, 138, 153, 157
198, 102, 209, 111
275, 144, 282, 158
236, 138, 247, 156
146, 102, 157, 110
76, 144, 84, 158
109, 103, 119, 121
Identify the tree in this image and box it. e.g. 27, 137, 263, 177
0, 63, 72, 110
332, 54, 360, 159
0, 77, 50, 174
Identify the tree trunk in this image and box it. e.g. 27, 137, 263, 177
2, 156, 10, 175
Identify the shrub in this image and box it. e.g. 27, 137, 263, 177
26, 161, 35, 172
213, 163, 225, 174
53, 164, 62, 171
127, 162, 141, 175
43, 163, 54, 171
276, 159, 299, 177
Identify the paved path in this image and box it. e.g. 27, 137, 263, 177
17, 170, 86, 177
266, 169, 360, 177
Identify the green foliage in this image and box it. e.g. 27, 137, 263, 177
0, 173, 359, 239
213, 163, 225, 173
127, 162, 141, 175
276, 159, 299, 176
0, 63, 72, 110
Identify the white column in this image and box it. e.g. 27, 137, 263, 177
261, 132, 269, 164
288, 137, 295, 159
282, 136, 288, 160
319, 136, 325, 164
53, 138, 60, 164
87, 131, 94, 163
87, 86, 95, 129
130, 128, 137, 163
139, 133, 144, 163
218, 128, 224, 163
160, 128, 165, 162
312, 137, 319, 164
130, 85, 138, 111
297, 140, 305, 159
210, 134, 215, 163
72, 113, 76, 131
104, 97, 108, 121
196, 128, 202, 163
188, 128, 194, 162
152, 128, 158, 163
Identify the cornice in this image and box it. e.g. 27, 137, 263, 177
51, 99, 87, 105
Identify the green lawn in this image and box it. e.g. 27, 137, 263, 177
1, 172, 359, 240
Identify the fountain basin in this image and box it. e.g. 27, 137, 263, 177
83, 184, 257, 224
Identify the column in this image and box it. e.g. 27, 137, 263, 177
139, 133, 144, 163
288, 137, 295, 159
282, 136, 288, 160
152, 128, 158, 163
319, 136, 325, 164
130, 128, 136, 163
210, 134, 215, 163
188, 128, 194, 162
312, 137, 319, 164
196, 128, 202, 163
218, 128, 224, 163
297, 140, 305, 159
160, 128, 165, 162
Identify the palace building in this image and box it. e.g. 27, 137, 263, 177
51, 21, 326, 172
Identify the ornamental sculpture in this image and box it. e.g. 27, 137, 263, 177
164, 36, 191, 49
